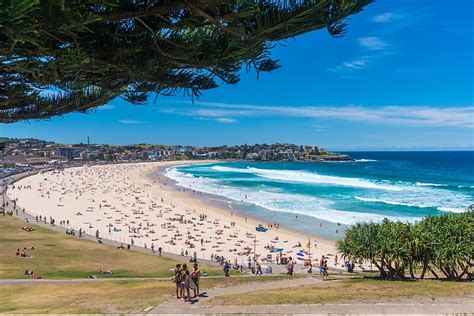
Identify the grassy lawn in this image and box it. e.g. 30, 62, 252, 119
205, 278, 474, 306
0, 215, 224, 279
0, 280, 172, 313
0, 276, 299, 313
5, 214, 470, 313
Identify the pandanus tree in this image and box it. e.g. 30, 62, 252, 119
406, 222, 432, 279
337, 221, 386, 275
419, 213, 473, 280
0, 0, 373, 123
337, 211, 473, 280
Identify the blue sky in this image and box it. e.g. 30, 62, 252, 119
2, 0, 473, 150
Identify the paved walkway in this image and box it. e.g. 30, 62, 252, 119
162, 301, 474, 314
153, 275, 324, 314
0, 274, 262, 286
151, 276, 474, 314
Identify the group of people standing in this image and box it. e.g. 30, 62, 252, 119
173, 263, 201, 301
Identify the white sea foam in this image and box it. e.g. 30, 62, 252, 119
355, 196, 431, 208
416, 182, 448, 187
354, 159, 378, 162
437, 207, 466, 213
166, 167, 419, 225
211, 166, 403, 191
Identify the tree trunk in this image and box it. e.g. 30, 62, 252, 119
420, 260, 428, 279
409, 262, 415, 279
373, 260, 385, 277
453, 267, 459, 279
458, 263, 471, 278
385, 260, 397, 279
428, 266, 439, 279
439, 265, 456, 280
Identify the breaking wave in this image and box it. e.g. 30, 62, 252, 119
211, 166, 403, 191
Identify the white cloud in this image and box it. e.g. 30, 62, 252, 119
328, 56, 372, 72
358, 37, 388, 51
343, 59, 368, 69
193, 109, 256, 117
328, 37, 389, 72
373, 13, 402, 23
193, 116, 238, 123
215, 117, 237, 123
118, 119, 147, 124
187, 102, 474, 128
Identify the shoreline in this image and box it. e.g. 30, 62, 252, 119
161, 161, 348, 240
156, 162, 338, 247
7, 161, 340, 270
142, 161, 340, 263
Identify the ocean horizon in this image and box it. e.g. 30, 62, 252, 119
166, 151, 474, 240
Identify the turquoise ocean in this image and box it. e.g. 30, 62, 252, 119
166, 152, 474, 240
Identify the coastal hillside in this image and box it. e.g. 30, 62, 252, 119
0, 138, 351, 166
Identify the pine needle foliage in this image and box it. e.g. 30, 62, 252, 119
0, 0, 372, 122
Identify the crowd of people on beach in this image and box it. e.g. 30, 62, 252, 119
3, 163, 353, 286
6, 165, 309, 265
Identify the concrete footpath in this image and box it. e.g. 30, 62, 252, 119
151, 276, 474, 314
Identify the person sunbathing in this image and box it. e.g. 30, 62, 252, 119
99, 269, 112, 274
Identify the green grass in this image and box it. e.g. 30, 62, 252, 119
0, 215, 224, 279
0, 280, 173, 313
0, 276, 299, 313
5, 214, 471, 313
205, 277, 474, 306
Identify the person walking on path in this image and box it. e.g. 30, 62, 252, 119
286, 257, 294, 275
223, 261, 230, 277
255, 262, 263, 276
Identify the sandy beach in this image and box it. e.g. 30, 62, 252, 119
7, 161, 339, 269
